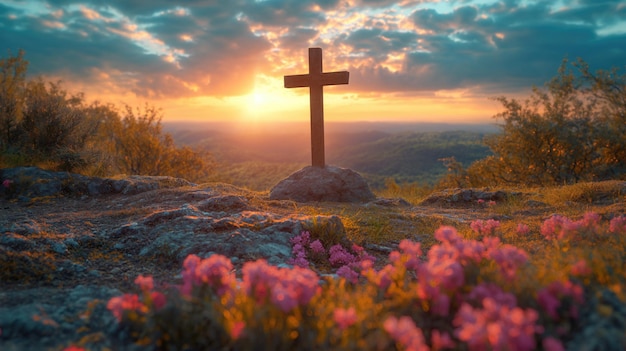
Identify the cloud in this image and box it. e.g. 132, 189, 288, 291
0, 0, 625, 102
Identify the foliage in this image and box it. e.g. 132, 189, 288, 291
462, 58, 626, 187
331, 131, 492, 188
105, 214, 626, 350
0, 49, 28, 152
0, 50, 214, 181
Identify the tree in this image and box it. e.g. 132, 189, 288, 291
467, 58, 624, 186
109, 104, 214, 181
0, 50, 28, 151
574, 58, 626, 177
20, 79, 96, 155
0, 50, 214, 180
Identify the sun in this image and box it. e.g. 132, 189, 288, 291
250, 90, 267, 106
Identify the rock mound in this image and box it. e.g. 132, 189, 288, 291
269, 165, 376, 203
0, 166, 194, 200
420, 188, 520, 207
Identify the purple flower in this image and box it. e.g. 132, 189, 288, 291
537, 280, 584, 320
336, 265, 359, 284
329, 244, 356, 267
309, 239, 325, 254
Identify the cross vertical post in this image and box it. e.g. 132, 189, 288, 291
284, 48, 349, 168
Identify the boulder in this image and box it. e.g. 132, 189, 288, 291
269, 165, 376, 203
419, 188, 520, 207
0, 166, 194, 199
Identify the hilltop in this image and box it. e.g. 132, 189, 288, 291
1, 167, 625, 350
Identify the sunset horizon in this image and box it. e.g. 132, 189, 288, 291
2, 0, 625, 125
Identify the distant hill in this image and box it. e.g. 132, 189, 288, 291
164, 121, 497, 189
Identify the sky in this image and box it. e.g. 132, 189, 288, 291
1, 0, 625, 126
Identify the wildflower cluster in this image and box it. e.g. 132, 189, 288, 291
104, 213, 626, 350
107, 275, 166, 322
470, 218, 501, 236
540, 212, 605, 241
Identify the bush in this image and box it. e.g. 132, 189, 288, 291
443, 58, 626, 188
0, 50, 214, 181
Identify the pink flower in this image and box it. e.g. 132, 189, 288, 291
431, 293, 451, 317
477, 199, 485, 205
134, 274, 154, 292
383, 316, 429, 351
309, 239, 325, 254
435, 226, 461, 245
542, 337, 565, 351
195, 255, 235, 297
467, 283, 517, 308
150, 291, 166, 310
333, 307, 358, 330
399, 239, 423, 270
230, 321, 245, 340
454, 298, 541, 351
271, 282, 299, 312
107, 293, 144, 322
455, 239, 485, 264
337, 265, 359, 283
580, 212, 601, 230
541, 215, 583, 241
242, 259, 319, 312
609, 215, 626, 234
361, 263, 395, 291
470, 219, 500, 236
431, 329, 454, 350
242, 259, 276, 303
487, 200, 496, 206
399, 239, 423, 257
181, 254, 201, 295
427, 244, 459, 262
63, 347, 86, 351
2, 179, 12, 188
570, 260, 591, 277
486, 244, 528, 281
516, 223, 530, 235
422, 258, 464, 291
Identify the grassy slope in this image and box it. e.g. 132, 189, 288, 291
178, 130, 493, 190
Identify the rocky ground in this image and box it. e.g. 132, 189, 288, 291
0, 167, 624, 350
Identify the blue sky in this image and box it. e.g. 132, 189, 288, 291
1, 0, 625, 123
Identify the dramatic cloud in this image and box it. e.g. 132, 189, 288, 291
1, 0, 625, 102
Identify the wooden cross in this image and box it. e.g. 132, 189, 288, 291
284, 47, 349, 168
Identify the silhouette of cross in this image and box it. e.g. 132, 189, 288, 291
284, 48, 349, 168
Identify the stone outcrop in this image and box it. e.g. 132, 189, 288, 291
0, 166, 194, 200
419, 188, 520, 207
269, 165, 376, 203
0, 169, 351, 350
